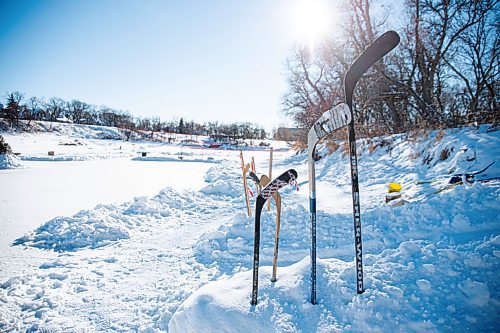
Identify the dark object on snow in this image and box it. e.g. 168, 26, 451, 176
449, 174, 474, 184
251, 169, 298, 305
343, 30, 400, 300
0, 135, 12, 155
449, 161, 496, 184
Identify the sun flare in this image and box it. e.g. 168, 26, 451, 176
288, 0, 332, 49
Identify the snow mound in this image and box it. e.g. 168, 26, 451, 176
13, 205, 131, 252
13, 188, 200, 252
174, 232, 500, 333
200, 179, 241, 197
169, 258, 332, 333
0, 153, 24, 169
36, 121, 124, 140
194, 206, 312, 272
199, 164, 242, 198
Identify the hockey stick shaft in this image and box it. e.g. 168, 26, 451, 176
345, 31, 400, 294
307, 103, 351, 303
309, 194, 317, 304
308, 142, 318, 304
251, 197, 265, 305
271, 194, 282, 282
240, 151, 252, 217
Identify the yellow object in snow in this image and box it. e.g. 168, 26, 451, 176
388, 183, 402, 193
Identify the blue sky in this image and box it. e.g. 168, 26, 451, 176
0, 0, 331, 130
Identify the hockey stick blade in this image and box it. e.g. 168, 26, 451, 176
248, 171, 261, 185
259, 169, 298, 201
308, 103, 351, 159
344, 30, 400, 108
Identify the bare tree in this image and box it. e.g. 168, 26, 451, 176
27, 96, 44, 125
282, 0, 402, 136
382, 0, 496, 127
45, 97, 66, 122
282, 46, 338, 134
68, 100, 91, 124
443, 0, 499, 124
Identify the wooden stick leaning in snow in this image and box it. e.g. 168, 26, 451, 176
247, 171, 282, 283
251, 169, 297, 305
257, 174, 281, 283
267, 147, 273, 212
240, 151, 252, 217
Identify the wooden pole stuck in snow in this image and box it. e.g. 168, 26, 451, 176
259, 174, 282, 282
267, 147, 273, 211
240, 151, 252, 217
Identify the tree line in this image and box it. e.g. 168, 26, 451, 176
283, 0, 498, 139
0, 92, 267, 141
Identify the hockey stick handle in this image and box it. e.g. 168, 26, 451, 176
307, 151, 318, 304
251, 197, 266, 305
309, 195, 317, 304
348, 124, 364, 294
271, 194, 282, 282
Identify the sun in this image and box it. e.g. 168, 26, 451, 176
288, 0, 332, 49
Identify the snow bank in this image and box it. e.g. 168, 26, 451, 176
184, 126, 500, 333
20, 155, 106, 162
13, 205, 131, 252
0, 153, 23, 169
13, 188, 203, 252
175, 233, 499, 333
199, 164, 242, 198
0, 120, 125, 140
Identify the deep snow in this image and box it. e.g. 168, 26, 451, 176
0, 122, 499, 332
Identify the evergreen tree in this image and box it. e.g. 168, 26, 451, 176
178, 118, 186, 134
0, 135, 12, 155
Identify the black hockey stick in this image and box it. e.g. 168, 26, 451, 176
344, 31, 401, 109
251, 169, 298, 305
248, 171, 261, 187
248, 171, 283, 282
307, 103, 351, 304
344, 30, 400, 294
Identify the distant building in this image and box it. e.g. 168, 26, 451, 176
273, 127, 305, 141
32, 108, 47, 120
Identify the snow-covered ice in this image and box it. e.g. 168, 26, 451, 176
0, 122, 499, 332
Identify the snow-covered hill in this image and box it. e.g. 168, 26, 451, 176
0, 124, 498, 332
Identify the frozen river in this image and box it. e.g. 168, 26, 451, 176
0, 158, 212, 280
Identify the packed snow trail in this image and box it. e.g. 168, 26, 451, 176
1, 163, 244, 332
